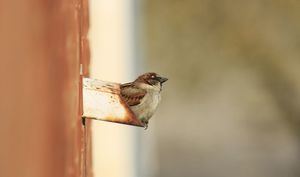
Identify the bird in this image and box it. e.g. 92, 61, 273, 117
120, 72, 168, 129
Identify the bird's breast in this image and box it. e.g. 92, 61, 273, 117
130, 91, 161, 121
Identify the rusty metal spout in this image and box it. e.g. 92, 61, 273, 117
82, 77, 144, 127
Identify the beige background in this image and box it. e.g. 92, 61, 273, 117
88, 1, 300, 177
139, 0, 300, 177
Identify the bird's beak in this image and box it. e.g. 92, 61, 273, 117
157, 76, 168, 83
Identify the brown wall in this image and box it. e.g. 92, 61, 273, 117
0, 0, 91, 177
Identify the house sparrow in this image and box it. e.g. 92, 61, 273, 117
120, 72, 168, 129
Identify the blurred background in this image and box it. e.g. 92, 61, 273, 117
89, 0, 300, 177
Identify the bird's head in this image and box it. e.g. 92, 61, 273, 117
135, 72, 168, 87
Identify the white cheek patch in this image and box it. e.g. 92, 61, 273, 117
139, 83, 161, 91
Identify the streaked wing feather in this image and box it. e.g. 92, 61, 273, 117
120, 83, 146, 106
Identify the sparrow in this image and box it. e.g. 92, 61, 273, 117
120, 72, 168, 129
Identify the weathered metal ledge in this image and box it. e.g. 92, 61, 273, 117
82, 77, 144, 127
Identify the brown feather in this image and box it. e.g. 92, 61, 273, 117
120, 83, 146, 106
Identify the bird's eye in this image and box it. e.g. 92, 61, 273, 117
151, 75, 155, 78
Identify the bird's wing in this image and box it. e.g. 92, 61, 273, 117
120, 83, 146, 106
